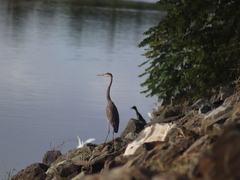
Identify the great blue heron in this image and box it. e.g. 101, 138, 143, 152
131, 106, 146, 125
97, 73, 119, 143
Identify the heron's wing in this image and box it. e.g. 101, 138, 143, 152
106, 102, 119, 133
106, 104, 113, 124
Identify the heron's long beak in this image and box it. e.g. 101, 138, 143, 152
97, 74, 104, 76
97, 74, 106, 76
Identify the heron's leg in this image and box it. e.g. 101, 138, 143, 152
112, 130, 114, 140
104, 124, 110, 143
112, 130, 115, 149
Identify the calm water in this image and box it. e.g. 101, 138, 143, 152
0, 0, 166, 178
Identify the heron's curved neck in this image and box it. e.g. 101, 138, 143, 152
106, 76, 113, 102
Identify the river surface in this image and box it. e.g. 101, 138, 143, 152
0, 0, 166, 178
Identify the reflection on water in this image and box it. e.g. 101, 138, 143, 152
0, 0, 166, 177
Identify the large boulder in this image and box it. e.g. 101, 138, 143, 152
201, 101, 234, 133
76, 166, 157, 180
12, 163, 48, 180
83, 138, 127, 174
124, 123, 174, 156
45, 145, 95, 179
192, 122, 240, 180
150, 106, 184, 124
120, 118, 145, 138
42, 150, 62, 166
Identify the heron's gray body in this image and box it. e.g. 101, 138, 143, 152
106, 101, 119, 133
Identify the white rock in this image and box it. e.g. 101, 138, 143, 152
123, 123, 175, 156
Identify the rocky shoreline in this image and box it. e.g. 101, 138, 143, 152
12, 87, 240, 180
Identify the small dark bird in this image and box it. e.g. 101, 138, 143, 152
97, 73, 120, 143
131, 106, 146, 125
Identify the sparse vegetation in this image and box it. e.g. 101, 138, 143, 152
2, 169, 16, 180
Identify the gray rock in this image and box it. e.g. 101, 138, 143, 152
229, 102, 240, 123
212, 123, 223, 135
54, 160, 81, 178
183, 135, 215, 155
192, 122, 240, 180
45, 159, 81, 180
77, 166, 157, 180
210, 87, 234, 108
186, 99, 213, 115
42, 150, 62, 166
165, 124, 199, 142
198, 104, 212, 114
201, 101, 234, 132
157, 105, 183, 119
12, 163, 48, 180
148, 105, 183, 124
54, 145, 94, 164
45, 145, 95, 179
120, 118, 145, 138
124, 123, 174, 156
218, 87, 234, 100
191, 99, 209, 109
124, 132, 138, 141
82, 140, 126, 174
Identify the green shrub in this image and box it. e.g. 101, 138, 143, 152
139, 0, 240, 105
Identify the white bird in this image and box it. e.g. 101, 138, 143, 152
147, 112, 154, 120
147, 103, 158, 120
76, 136, 95, 148
147, 103, 165, 120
